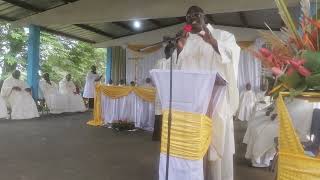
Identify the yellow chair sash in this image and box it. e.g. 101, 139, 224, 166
87, 84, 156, 126
277, 93, 320, 180
160, 110, 212, 160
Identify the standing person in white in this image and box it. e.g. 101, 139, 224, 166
0, 80, 8, 118
39, 73, 69, 114
237, 83, 256, 121
162, 6, 240, 180
1, 70, 39, 120
59, 74, 86, 112
83, 65, 102, 109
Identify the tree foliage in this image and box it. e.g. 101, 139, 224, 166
0, 23, 106, 88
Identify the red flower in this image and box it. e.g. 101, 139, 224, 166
289, 59, 310, 77
259, 48, 272, 57
272, 67, 283, 76
297, 66, 311, 77
183, 24, 192, 33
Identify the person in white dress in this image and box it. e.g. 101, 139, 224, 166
39, 73, 69, 114
83, 65, 102, 109
59, 74, 86, 112
237, 83, 256, 121
1, 70, 39, 120
159, 6, 241, 180
0, 80, 8, 119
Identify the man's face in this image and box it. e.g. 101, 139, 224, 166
12, 70, 20, 79
43, 73, 50, 81
246, 83, 251, 90
186, 6, 205, 33
66, 74, 71, 81
91, 66, 96, 72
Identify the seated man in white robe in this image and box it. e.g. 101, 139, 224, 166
0, 80, 8, 119
39, 73, 69, 114
237, 83, 256, 121
0, 95, 8, 119
244, 98, 314, 167
143, 78, 153, 88
1, 70, 39, 120
59, 74, 86, 112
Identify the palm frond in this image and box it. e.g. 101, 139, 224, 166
275, 0, 303, 46
300, 0, 310, 17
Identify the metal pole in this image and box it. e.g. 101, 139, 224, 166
165, 42, 174, 180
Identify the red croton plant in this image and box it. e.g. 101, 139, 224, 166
252, 0, 320, 97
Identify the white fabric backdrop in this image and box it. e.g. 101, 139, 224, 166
237, 39, 265, 92
126, 48, 164, 85
101, 93, 155, 131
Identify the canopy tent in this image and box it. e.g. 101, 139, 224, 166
0, 0, 301, 46
0, 0, 302, 98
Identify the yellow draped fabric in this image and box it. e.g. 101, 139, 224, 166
127, 44, 163, 54
160, 110, 212, 160
87, 84, 156, 126
238, 41, 254, 49
276, 93, 320, 180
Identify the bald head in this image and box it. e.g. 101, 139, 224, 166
12, 70, 21, 79
43, 73, 50, 81
187, 6, 204, 14
186, 6, 206, 33
66, 74, 71, 81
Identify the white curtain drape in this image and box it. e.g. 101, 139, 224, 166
237, 39, 264, 92
126, 48, 164, 85
101, 93, 155, 131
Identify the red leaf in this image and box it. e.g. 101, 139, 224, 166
297, 66, 311, 77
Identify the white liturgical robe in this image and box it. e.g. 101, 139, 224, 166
237, 90, 256, 121
39, 80, 69, 114
244, 99, 314, 167
1, 76, 39, 120
163, 24, 240, 180
0, 96, 8, 119
83, 72, 99, 98
59, 79, 86, 112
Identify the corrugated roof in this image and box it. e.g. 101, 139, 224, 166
0, 0, 298, 43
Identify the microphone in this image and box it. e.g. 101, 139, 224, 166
139, 24, 192, 52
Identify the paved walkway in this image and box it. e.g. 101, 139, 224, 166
0, 112, 274, 180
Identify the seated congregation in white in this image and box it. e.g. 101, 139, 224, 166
0, 70, 87, 120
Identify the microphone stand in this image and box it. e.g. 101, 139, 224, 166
165, 41, 174, 180
138, 40, 174, 180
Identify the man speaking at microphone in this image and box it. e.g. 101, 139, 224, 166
159, 6, 240, 180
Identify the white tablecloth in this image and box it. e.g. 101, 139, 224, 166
101, 92, 155, 131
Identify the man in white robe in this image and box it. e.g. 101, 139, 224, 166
0, 80, 8, 119
244, 99, 314, 167
159, 6, 240, 180
39, 73, 69, 114
59, 74, 86, 112
237, 83, 256, 121
0, 96, 8, 119
83, 65, 102, 109
1, 70, 39, 120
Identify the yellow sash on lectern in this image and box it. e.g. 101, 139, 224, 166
160, 110, 212, 160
